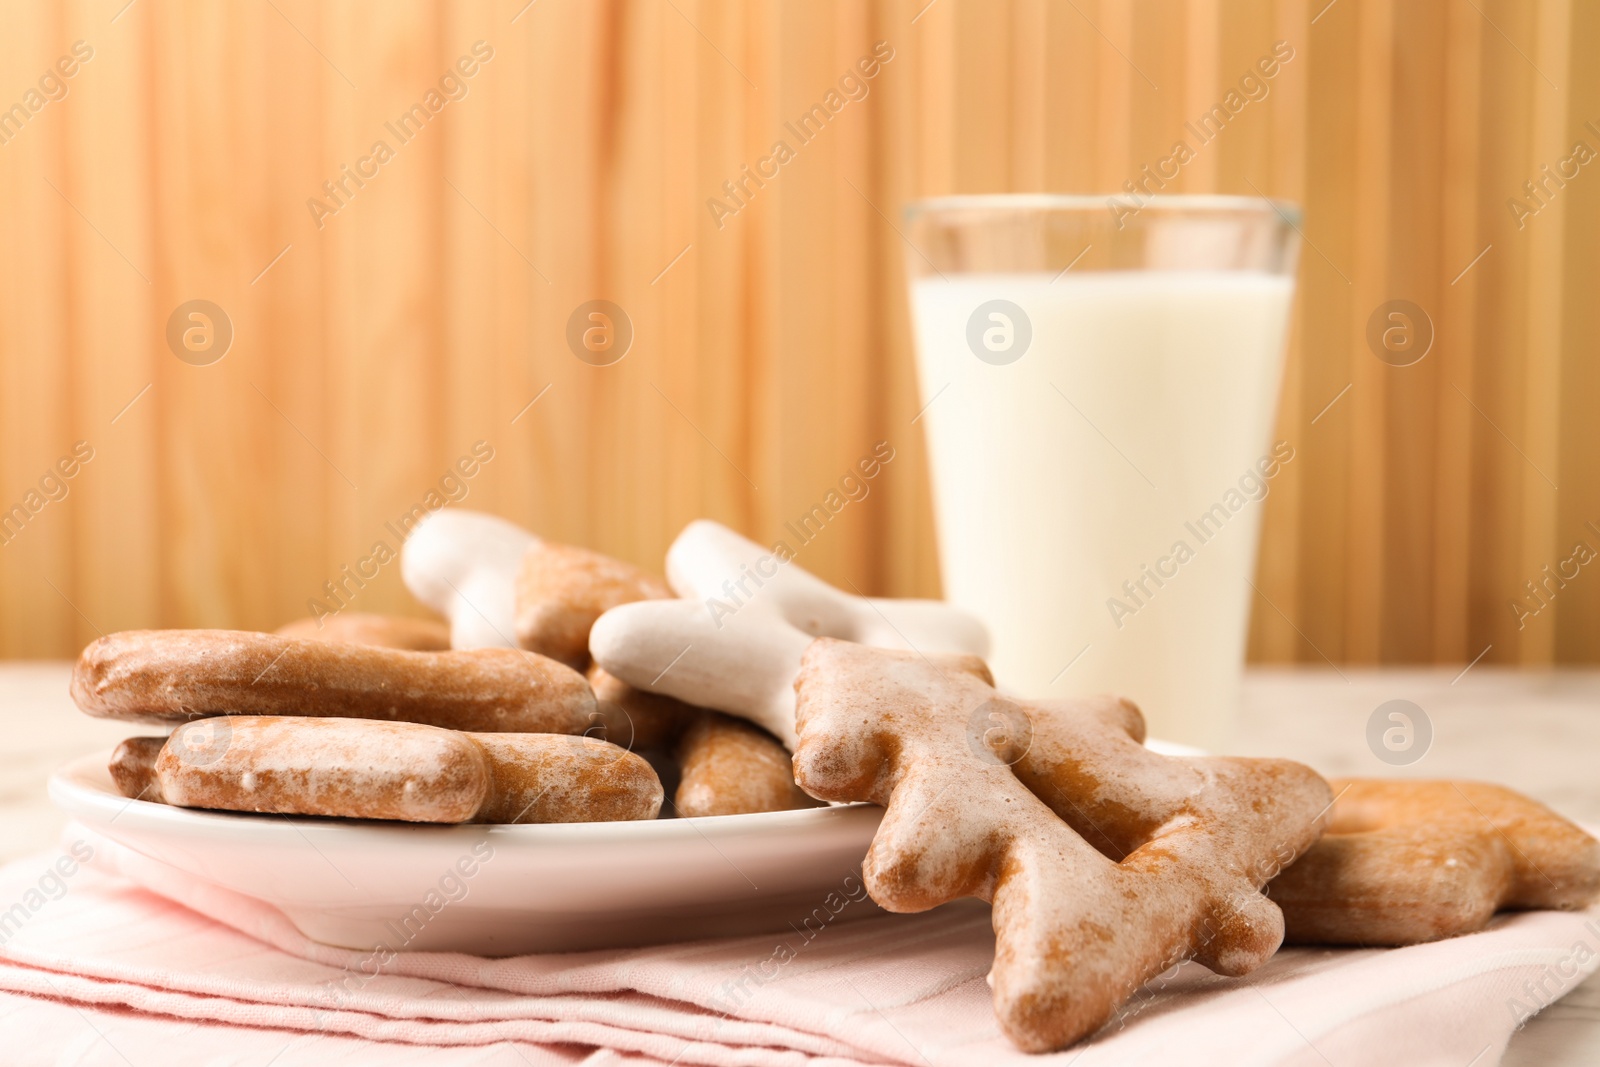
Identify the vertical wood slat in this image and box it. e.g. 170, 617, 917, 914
1010, 0, 1047, 191
1431, 0, 1483, 662
71, 0, 159, 643
441, 0, 501, 537
1292, 1, 1357, 663
0, 0, 1594, 666
770, 1, 848, 585
1179, 0, 1221, 193
1516, 0, 1572, 665
1469, 0, 1540, 663
1343, 0, 1393, 664
1381, 0, 1444, 664
1093, 1, 1136, 191
0, 1, 70, 654
878, 0, 942, 600
1553, 0, 1600, 661
1245, 0, 1310, 663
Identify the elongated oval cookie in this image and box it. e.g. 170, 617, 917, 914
113, 717, 661, 823
674, 712, 824, 818
72, 630, 595, 733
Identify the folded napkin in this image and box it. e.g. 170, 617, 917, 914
0, 827, 1595, 1067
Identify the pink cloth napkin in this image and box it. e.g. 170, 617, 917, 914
0, 827, 1595, 1067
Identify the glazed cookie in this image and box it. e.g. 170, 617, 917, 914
790, 638, 1330, 1052
109, 735, 166, 804
587, 663, 696, 750
400, 509, 537, 649
1269, 778, 1600, 945
515, 541, 671, 669
674, 712, 824, 818
590, 519, 989, 747
72, 630, 595, 734
511, 535, 819, 817
109, 717, 662, 823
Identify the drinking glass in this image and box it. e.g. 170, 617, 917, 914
904, 195, 1300, 748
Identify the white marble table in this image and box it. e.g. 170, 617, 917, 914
2, 663, 1596, 1064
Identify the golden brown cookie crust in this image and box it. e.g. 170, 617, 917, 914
115, 716, 661, 824
587, 664, 696, 750
674, 712, 824, 818
109, 736, 167, 804
1269, 778, 1600, 945
72, 629, 595, 734
791, 637, 1331, 1053
515, 542, 671, 669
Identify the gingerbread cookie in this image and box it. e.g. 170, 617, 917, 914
1269, 778, 1600, 945
516, 542, 671, 669
110, 717, 661, 823
511, 535, 819, 817
674, 712, 824, 818
590, 520, 988, 747
72, 630, 594, 734
401, 509, 537, 648
790, 638, 1330, 1052
587, 663, 695, 750
109, 735, 166, 804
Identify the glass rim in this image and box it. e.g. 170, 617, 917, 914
904, 193, 1302, 227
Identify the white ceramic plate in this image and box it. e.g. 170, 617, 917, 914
50, 752, 887, 955
49, 737, 1202, 955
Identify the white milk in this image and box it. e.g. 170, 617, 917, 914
910, 271, 1294, 747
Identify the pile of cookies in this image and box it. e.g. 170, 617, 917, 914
68, 510, 1600, 1052
74, 513, 833, 824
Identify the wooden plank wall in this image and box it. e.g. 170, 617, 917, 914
0, 0, 1594, 665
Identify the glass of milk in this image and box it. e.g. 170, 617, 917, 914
905, 195, 1300, 748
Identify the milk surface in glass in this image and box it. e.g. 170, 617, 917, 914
910, 270, 1294, 747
